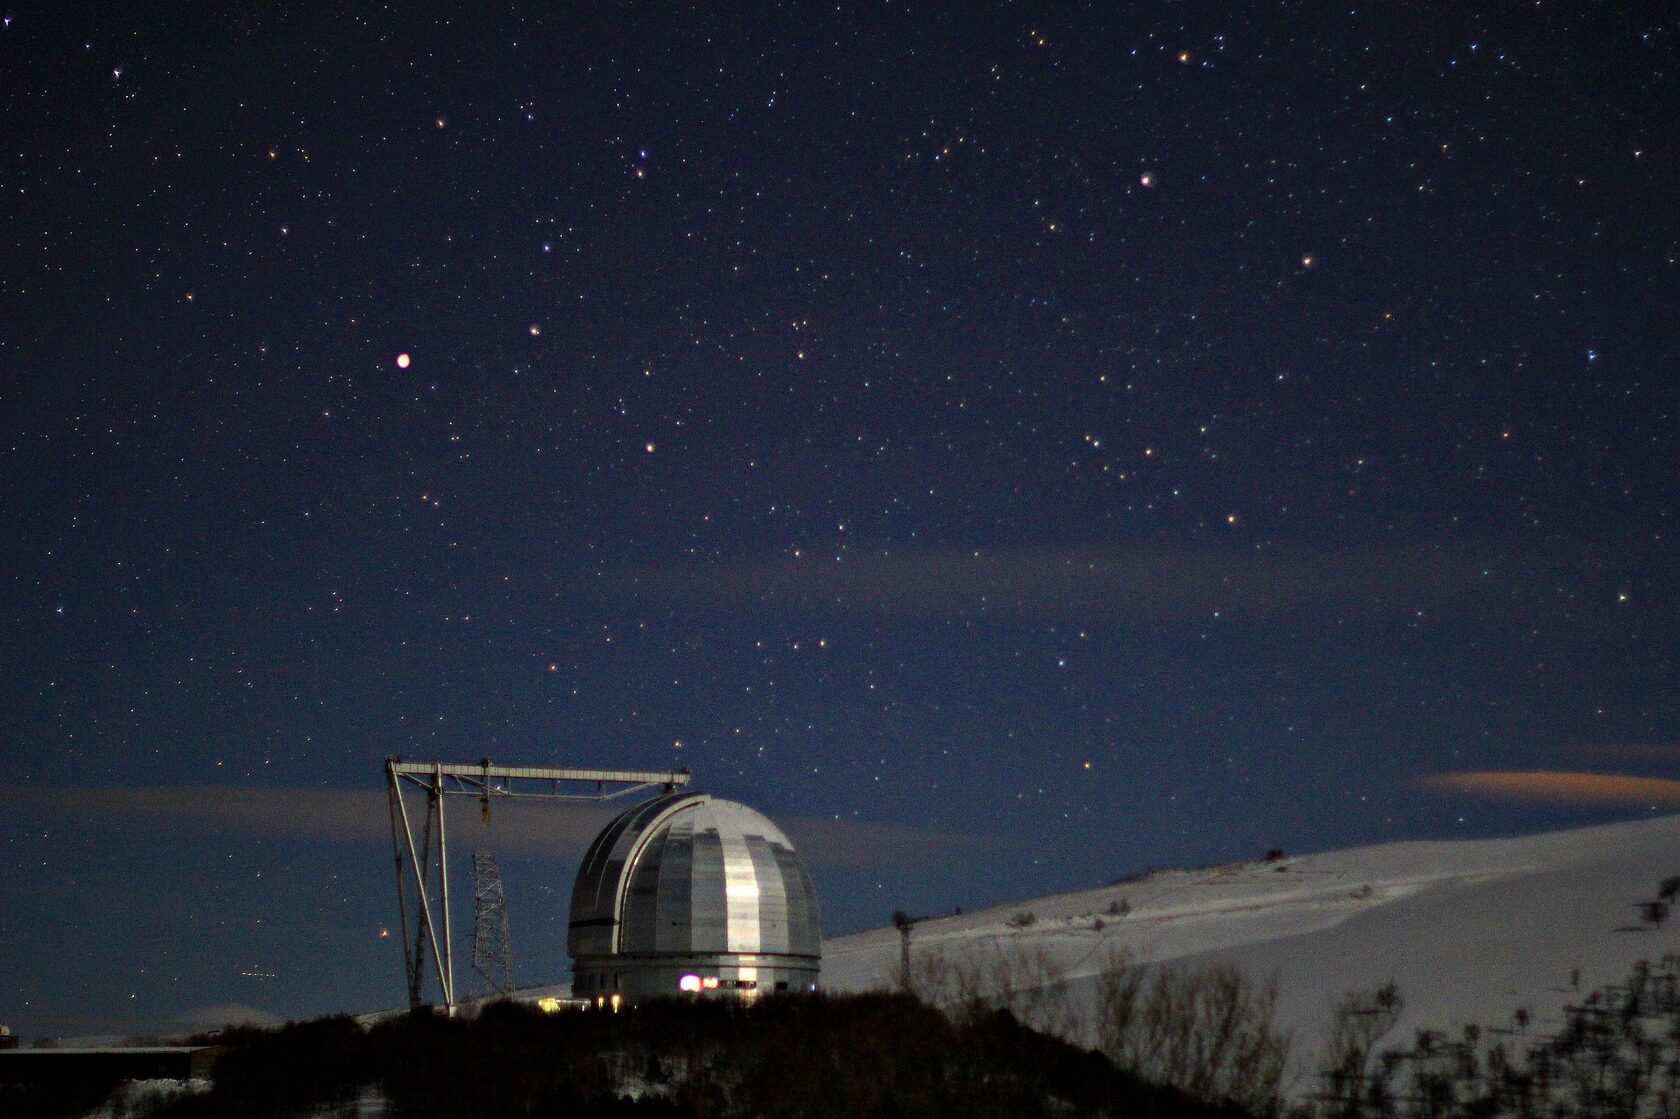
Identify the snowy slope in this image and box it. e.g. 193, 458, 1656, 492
822, 814, 1680, 1083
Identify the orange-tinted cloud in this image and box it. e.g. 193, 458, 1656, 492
1417, 770, 1680, 806
7, 785, 996, 868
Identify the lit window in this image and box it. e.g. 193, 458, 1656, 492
679, 974, 702, 992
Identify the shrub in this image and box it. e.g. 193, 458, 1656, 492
1301, 956, 1680, 1119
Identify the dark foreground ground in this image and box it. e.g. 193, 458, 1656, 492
1, 993, 1251, 1119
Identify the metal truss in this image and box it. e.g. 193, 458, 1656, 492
471, 852, 514, 996
384, 756, 689, 1014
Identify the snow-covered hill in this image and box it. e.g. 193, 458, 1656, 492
822, 813, 1680, 1085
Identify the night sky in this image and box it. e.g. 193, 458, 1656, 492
5, 3, 1678, 1040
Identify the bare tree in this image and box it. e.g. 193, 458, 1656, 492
1314, 982, 1404, 1117
902, 941, 1079, 1039
1095, 950, 1291, 1115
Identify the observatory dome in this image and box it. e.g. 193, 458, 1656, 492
568, 792, 821, 1003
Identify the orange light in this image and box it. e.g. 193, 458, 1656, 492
396, 353, 411, 369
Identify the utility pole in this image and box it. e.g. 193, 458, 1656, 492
892, 910, 919, 992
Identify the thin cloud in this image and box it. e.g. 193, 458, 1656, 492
1561, 743, 1680, 764
780, 815, 1005, 867
172, 1003, 284, 1033
625, 543, 1505, 620
8, 785, 996, 868
1417, 770, 1680, 807
12, 785, 395, 843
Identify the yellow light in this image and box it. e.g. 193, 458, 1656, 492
537, 997, 561, 1014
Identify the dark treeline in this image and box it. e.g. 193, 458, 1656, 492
8, 993, 1252, 1119
17, 955, 1680, 1118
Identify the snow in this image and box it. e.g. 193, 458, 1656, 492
77, 1078, 210, 1118
821, 813, 1680, 1084
300, 1086, 391, 1118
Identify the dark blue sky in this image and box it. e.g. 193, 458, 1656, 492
4, 2, 1677, 1040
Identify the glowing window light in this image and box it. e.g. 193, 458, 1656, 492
679, 974, 702, 992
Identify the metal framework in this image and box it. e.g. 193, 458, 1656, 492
384, 756, 689, 1014
471, 852, 514, 996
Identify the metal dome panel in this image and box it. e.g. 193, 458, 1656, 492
568, 791, 821, 1001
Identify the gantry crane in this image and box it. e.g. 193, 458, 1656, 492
384, 756, 689, 1014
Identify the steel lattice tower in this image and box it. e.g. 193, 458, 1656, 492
470, 852, 514, 996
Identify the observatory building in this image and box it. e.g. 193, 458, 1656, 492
568, 791, 821, 1004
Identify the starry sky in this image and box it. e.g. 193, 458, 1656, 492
4, 3, 1678, 1040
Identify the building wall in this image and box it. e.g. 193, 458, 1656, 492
572, 952, 820, 1004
